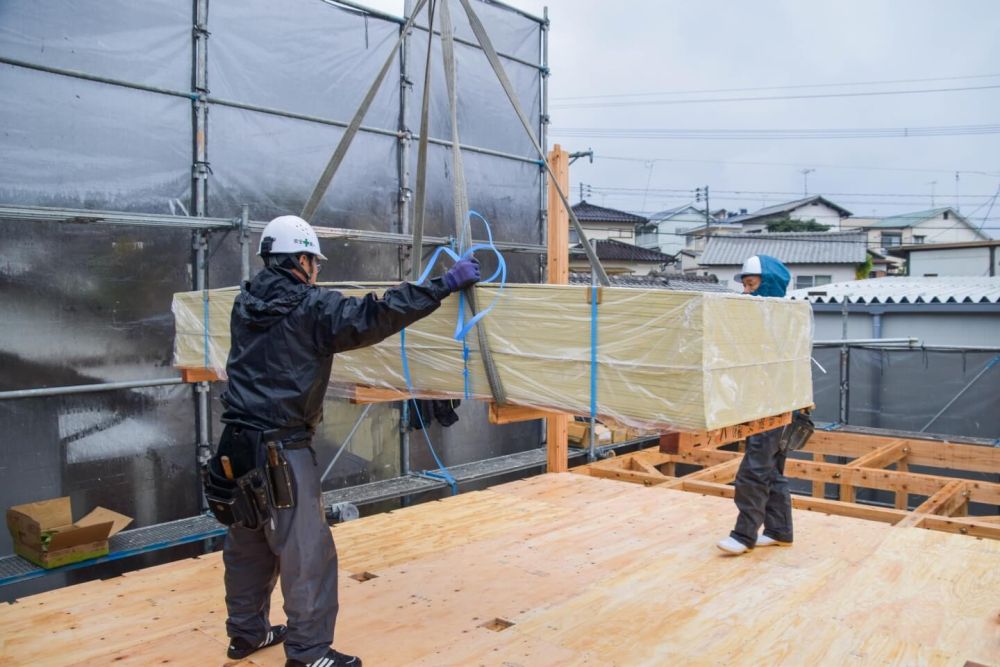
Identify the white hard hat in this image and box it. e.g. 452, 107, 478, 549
258, 215, 327, 260
737, 255, 762, 279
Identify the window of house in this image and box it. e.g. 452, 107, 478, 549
913, 235, 926, 244
794, 275, 832, 289
882, 232, 902, 247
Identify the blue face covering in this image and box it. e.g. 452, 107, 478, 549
751, 255, 790, 297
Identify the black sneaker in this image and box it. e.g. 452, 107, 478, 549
227, 625, 288, 659
285, 648, 363, 667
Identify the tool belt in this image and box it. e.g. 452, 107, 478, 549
778, 411, 815, 453
202, 426, 311, 529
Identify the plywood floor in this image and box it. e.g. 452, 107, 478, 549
1, 473, 998, 666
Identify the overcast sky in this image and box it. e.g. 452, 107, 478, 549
365, 0, 1000, 236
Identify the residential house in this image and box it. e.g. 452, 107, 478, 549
569, 238, 674, 276
682, 195, 853, 251
680, 221, 747, 252
693, 231, 870, 290
841, 207, 989, 251
636, 205, 708, 256
888, 239, 1000, 277
569, 201, 647, 244
720, 195, 853, 231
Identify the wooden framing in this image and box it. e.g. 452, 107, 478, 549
178, 366, 221, 383
577, 429, 1000, 541
658, 411, 792, 454
545, 144, 571, 473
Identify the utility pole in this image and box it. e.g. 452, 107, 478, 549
927, 180, 937, 207
800, 168, 815, 196
695, 185, 711, 244
954, 172, 960, 213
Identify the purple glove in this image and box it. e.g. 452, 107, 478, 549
444, 257, 481, 292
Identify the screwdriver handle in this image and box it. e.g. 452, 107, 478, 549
220, 455, 235, 480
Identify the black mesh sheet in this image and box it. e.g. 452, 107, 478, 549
406, 31, 541, 157
811, 345, 1000, 440
0, 0, 190, 89
0, 67, 191, 212
209, 0, 401, 131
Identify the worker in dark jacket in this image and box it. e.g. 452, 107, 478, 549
216, 215, 480, 667
717, 254, 795, 556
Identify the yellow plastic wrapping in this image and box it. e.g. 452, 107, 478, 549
172, 283, 813, 431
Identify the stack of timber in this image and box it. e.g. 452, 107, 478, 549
173, 283, 813, 431
2, 474, 997, 666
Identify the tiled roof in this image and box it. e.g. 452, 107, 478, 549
570, 238, 674, 263
568, 272, 732, 293
723, 196, 852, 224
788, 276, 1000, 304
699, 232, 868, 265
647, 205, 706, 222
571, 201, 648, 224
866, 207, 969, 229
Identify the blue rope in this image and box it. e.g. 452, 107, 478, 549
400, 211, 507, 496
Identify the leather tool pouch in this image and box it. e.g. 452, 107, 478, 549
202, 458, 272, 530
779, 411, 815, 453
266, 442, 297, 510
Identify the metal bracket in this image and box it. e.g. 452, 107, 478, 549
586, 285, 603, 305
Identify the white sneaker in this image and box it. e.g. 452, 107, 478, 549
756, 535, 792, 547
717, 536, 749, 555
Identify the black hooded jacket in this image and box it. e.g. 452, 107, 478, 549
220, 267, 451, 431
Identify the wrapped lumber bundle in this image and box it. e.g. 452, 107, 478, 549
173, 283, 813, 431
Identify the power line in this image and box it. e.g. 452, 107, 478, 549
552, 72, 1000, 101
593, 154, 1000, 177
550, 84, 1000, 109
585, 184, 998, 198
552, 123, 1000, 140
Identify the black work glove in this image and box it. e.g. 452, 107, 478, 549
443, 257, 481, 292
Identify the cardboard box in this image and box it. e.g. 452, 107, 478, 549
6, 497, 132, 569
567, 421, 612, 446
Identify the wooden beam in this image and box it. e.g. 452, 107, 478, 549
841, 440, 908, 504
680, 480, 911, 525
629, 457, 668, 478
586, 464, 674, 487
807, 431, 1000, 474
848, 440, 909, 469
489, 402, 560, 425
896, 480, 969, 528
782, 459, 1000, 505
662, 458, 741, 489
811, 452, 824, 498
917, 516, 1000, 540
659, 412, 792, 454
672, 447, 1000, 505
545, 145, 571, 474
179, 367, 221, 383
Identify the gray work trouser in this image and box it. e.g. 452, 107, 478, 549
224, 444, 338, 664
730, 427, 793, 548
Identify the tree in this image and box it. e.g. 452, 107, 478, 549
766, 217, 830, 232
855, 254, 874, 280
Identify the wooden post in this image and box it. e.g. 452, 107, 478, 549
546, 145, 570, 473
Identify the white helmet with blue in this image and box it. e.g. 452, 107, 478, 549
258, 215, 327, 260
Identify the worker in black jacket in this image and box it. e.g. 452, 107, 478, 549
216, 215, 480, 667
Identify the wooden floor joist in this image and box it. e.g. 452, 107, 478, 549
577, 429, 1000, 542
2, 473, 998, 666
